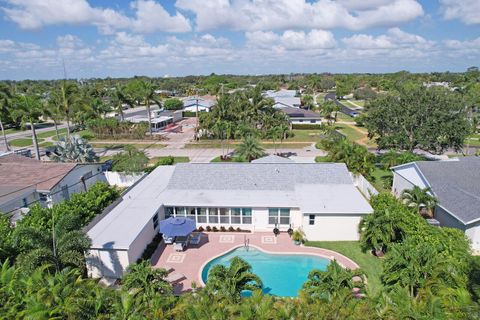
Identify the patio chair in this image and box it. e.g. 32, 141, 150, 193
166, 272, 185, 284
173, 242, 185, 252
163, 233, 175, 244
189, 232, 201, 245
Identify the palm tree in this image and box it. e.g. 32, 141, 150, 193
44, 97, 63, 140
359, 208, 399, 255
129, 79, 161, 136
235, 135, 265, 162
302, 260, 365, 301
122, 260, 173, 298
320, 100, 337, 125
267, 126, 282, 154
10, 94, 43, 160
205, 257, 262, 301
50, 134, 98, 163
57, 81, 81, 137
109, 85, 133, 121
13, 214, 91, 273
401, 186, 438, 217
213, 120, 227, 158
0, 85, 12, 151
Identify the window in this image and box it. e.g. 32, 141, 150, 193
268, 208, 278, 225
39, 193, 48, 202
269, 208, 290, 225
309, 214, 315, 225
219, 208, 229, 224
175, 207, 186, 216
186, 208, 196, 221
22, 198, 28, 207
231, 208, 241, 224
152, 213, 159, 230
242, 208, 252, 224
165, 207, 174, 218
279, 208, 290, 225
208, 208, 219, 224
197, 208, 207, 223
310, 120, 316, 123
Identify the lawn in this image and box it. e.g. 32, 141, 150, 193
148, 156, 190, 165
314, 155, 331, 162
37, 128, 68, 139
10, 137, 45, 147
3, 127, 22, 135
306, 241, 383, 295
336, 113, 355, 122
91, 142, 165, 149
185, 141, 311, 149
289, 130, 324, 142
370, 167, 393, 193
335, 124, 365, 141
344, 100, 365, 108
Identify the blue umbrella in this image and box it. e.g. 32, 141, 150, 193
160, 217, 196, 237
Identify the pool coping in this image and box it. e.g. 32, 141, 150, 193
198, 243, 359, 287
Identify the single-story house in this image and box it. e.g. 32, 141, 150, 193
392, 156, 480, 250
86, 160, 372, 278
264, 90, 301, 108
0, 153, 105, 221
125, 110, 183, 131
280, 106, 322, 124
182, 96, 216, 113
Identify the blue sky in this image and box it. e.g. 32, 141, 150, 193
0, 0, 479, 80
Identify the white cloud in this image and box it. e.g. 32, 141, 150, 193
440, 0, 480, 25
1, 0, 191, 34
176, 0, 423, 31
246, 29, 336, 50
342, 28, 434, 50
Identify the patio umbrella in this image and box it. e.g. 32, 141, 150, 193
160, 217, 196, 237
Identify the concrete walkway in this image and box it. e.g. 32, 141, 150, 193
150, 232, 359, 294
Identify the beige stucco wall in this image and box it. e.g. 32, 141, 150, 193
302, 214, 363, 241
86, 249, 130, 279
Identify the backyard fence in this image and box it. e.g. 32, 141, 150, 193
350, 173, 379, 199
105, 171, 145, 188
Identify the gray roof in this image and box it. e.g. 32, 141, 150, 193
166, 163, 352, 191
280, 107, 321, 119
251, 155, 294, 164
415, 157, 480, 224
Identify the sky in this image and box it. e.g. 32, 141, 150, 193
0, 0, 479, 80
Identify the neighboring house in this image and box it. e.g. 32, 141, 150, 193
0, 153, 105, 221
392, 157, 480, 250
86, 160, 372, 278
264, 90, 301, 108
182, 96, 216, 112
125, 110, 183, 131
280, 106, 322, 124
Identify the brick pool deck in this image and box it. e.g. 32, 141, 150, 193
150, 232, 359, 294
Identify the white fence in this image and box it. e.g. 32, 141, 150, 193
350, 173, 379, 199
105, 172, 145, 188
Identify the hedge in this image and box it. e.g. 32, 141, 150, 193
292, 123, 324, 130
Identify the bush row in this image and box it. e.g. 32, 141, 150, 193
197, 226, 250, 233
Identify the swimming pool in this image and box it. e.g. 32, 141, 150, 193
201, 246, 330, 297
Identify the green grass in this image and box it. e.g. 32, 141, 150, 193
185, 141, 311, 149
3, 127, 22, 135
289, 130, 324, 142
370, 167, 393, 193
91, 143, 165, 149
99, 155, 114, 162
314, 156, 331, 162
335, 124, 365, 141
10, 137, 45, 147
336, 113, 355, 122
148, 156, 190, 165
38, 141, 55, 148
306, 241, 383, 295
465, 138, 480, 147
345, 99, 365, 108
37, 128, 68, 139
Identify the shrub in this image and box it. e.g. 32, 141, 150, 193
139, 234, 162, 262
183, 111, 197, 117
197, 226, 204, 232
292, 123, 324, 130
86, 118, 151, 140
220, 226, 226, 232
164, 98, 184, 110
236, 227, 242, 232
206, 226, 212, 232
212, 226, 218, 232
228, 226, 235, 232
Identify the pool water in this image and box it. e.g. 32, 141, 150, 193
201, 247, 330, 297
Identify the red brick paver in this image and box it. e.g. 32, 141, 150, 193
150, 232, 359, 294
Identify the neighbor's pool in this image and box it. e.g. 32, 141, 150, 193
201, 246, 330, 297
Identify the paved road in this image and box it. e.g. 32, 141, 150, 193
324, 93, 359, 117
0, 123, 68, 152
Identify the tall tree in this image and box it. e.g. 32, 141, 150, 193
57, 81, 81, 137
364, 86, 471, 153
0, 85, 12, 151
235, 135, 265, 162
128, 79, 161, 136
108, 85, 133, 122
10, 94, 43, 160
400, 186, 438, 216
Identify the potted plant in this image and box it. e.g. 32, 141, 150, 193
292, 229, 305, 245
